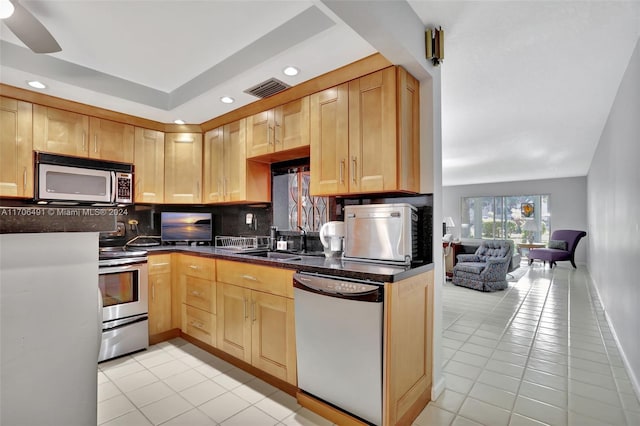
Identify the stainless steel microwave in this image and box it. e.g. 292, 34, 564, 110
35, 152, 133, 205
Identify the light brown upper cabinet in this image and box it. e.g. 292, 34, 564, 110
310, 66, 420, 196
88, 117, 134, 162
164, 132, 203, 204
134, 127, 165, 204
310, 84, 349, 195
33, 104, 89, 157
203, 120, 270, 204
0, 97, 33, 198
33, 105, 135, 163
246, 97, 310, 162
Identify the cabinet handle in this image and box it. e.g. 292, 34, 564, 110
94, 135, 98, 153
351, 156, 357, 184
190, 320, 204, 330
196, 181, 200, 196
268, 126, 272, 145
23, 167, 27, 191
189, 265, 200, 270
251, 301, 256, 323
339, 160, 345, 184
191, 290, 200, 297
241, 274, 257, 281
151, 262, 169, 267
82, 132, 86, 151
152, 283, 155, 301
243, 298, 248, 319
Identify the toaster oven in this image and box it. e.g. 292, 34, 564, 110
343, 203, 418, 264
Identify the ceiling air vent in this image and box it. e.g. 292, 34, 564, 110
244, 78, 291, 99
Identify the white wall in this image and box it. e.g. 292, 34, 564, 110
443, 176, 588, 263
587, 38, 640, 394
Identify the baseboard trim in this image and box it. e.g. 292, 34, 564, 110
431, 376, 446, 401
585, 268, 640, 401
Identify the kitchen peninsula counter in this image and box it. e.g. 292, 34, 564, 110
145, 245, 433, 283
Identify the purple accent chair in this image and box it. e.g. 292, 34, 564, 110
528, 230, 586, 268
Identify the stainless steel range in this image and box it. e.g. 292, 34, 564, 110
98, 247, 149, 362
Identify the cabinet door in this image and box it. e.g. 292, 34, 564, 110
246, 110, 274, 158
275, 96, 309, 152
348, 68, 396, 193
223, 119, 246, 202
216, 283, 251, 362
33, 105, 89, 156
310, 84, 349, 196
397, 67, 421, 193
148, 272, 172, 335
134, 127, 164, 203
203, 127, 225, 203
251, 292, 297, 385
164, 132, 203, 203
89, 117, 134, 162
0, 97, 33, 198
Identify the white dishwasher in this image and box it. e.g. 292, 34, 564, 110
293, 272, 384, 426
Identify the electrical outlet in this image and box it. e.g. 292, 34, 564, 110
245, 213, 253, 225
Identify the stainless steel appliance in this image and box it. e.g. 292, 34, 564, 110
293, 272, 384, 425
98, 247, 148, 362
35, 152, 133, 205
344, 203, 418, 264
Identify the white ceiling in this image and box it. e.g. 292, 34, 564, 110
1, 1, 639, 187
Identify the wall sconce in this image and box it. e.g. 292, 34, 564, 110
425, 27, 444, 66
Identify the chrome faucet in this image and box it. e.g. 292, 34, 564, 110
297, 226, 307, 253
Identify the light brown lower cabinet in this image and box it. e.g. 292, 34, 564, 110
178, 254, 216, 347
148, 254, 172, 337
216, 260, 297, 385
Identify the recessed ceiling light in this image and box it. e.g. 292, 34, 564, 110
283, 66, 299, 76
173, 119, 185, 125
27, 80, 47, 89
0, 0, 15, 19
220, 96, 234, 104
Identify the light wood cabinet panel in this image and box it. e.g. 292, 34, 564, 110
164, 132, 203, 203
383, 270, 433, 425
251, 292, 296, 384
179, 254, 215, 281
33, 104, 89, 157
348, 67, 396, 193
134, 127, 164, 203
223, 119, 246, 202
203, 120, 270, 204
149, 272, 172, 335
310, 67, 419, 197
246, 97, 310, 162
216, 283, 252, 362
0, 97, 33, 198
148, 254, 173, 336
216, 260, 296, 385
310, 84, 349, 196
182, 305, 216, 347
216, 259, 294, 298
89, 117, 134, 162
275, 96, 310, 152
246, 110, 274, 158
203, 127, 224, 203
184, 275, 216, 314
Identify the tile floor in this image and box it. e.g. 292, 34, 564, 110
98, 263, 640, 425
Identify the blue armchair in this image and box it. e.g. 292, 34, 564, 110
452, 240, 513, 292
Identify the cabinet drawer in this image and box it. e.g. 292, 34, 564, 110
182, 305, 216, 347
217, 260, 294, 298
148, 254, 172, 275
185, 275, 215, 314
179, 255, 215, 280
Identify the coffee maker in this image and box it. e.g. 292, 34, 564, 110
319, 221, 345, 258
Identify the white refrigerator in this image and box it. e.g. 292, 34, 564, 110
1, 232, 101, 425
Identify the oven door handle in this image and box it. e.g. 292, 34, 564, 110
97, 287, 104, 358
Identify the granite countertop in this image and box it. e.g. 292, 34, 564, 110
145, 245, 433, 283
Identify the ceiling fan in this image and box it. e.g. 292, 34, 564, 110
0, 0, 61, 53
